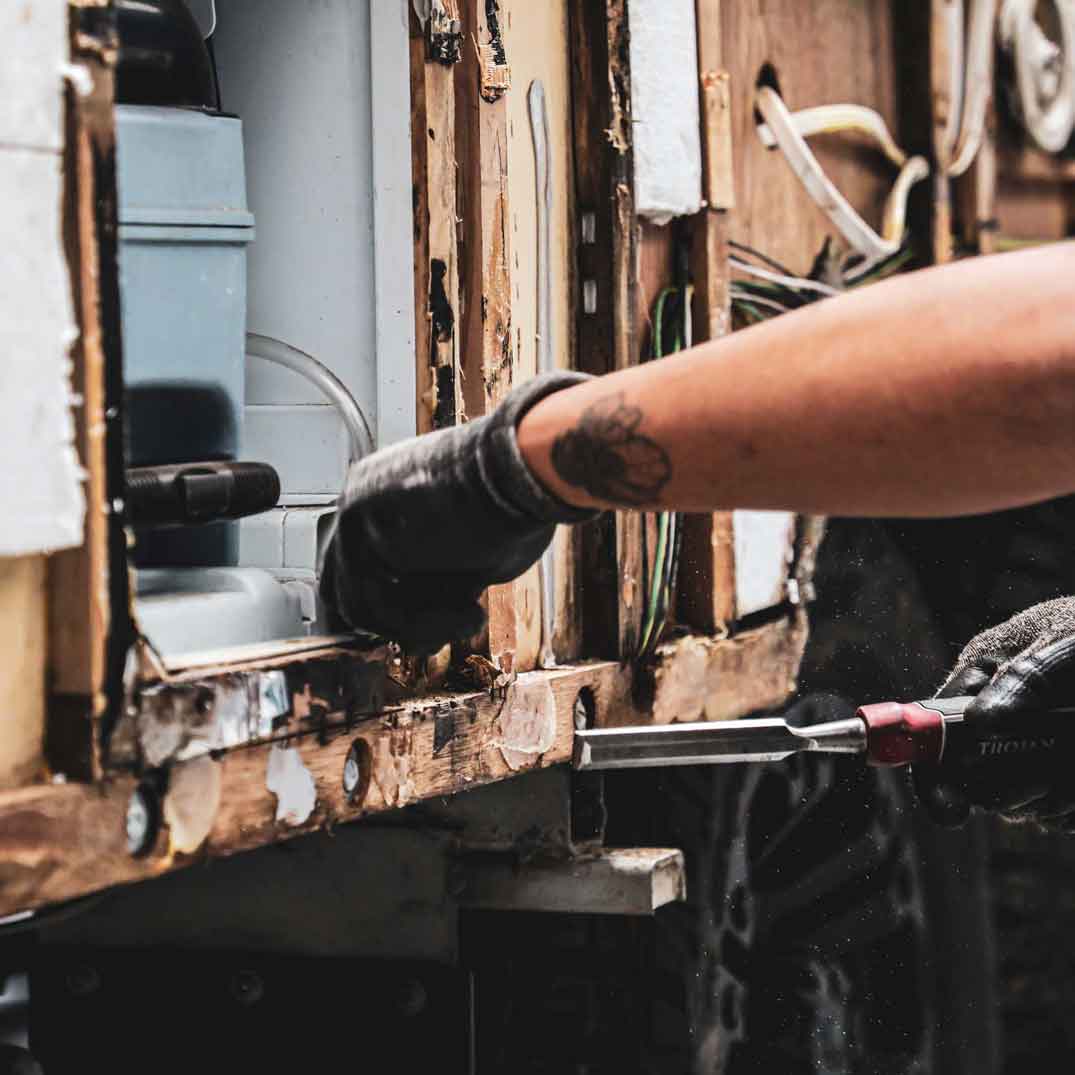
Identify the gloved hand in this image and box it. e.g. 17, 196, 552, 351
319, 371, 597, 653
916, 597, 1075, 829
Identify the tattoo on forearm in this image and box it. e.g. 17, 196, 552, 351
550, 393, 672, 506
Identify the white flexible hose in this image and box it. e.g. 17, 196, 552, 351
729, 257, 841, 297
1000, 0, 1075, 154
942, 0, 968, 162
755, 88, 904, 275
950, 0, 999, 175
245, 333, 374, 462
757, 104, 908, 167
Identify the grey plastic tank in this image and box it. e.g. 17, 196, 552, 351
116, 104, 255, 565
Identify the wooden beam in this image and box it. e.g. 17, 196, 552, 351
502, 0, 585, 662
0, 613, 805, 917
410, 7, 463, 434
47, 1, 132, 780
0, 558, 47, 789
568, 0, 643, 660
929, 0, 955, 264
455, 0, 542, 674
679, 0, 735, 635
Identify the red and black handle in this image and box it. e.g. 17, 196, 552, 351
857, 695, 1074, 772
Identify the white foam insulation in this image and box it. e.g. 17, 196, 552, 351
628, 0, 705, 224
733, 510, 797, 618
0, 1, 84, 556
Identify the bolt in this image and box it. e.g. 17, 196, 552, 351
65, 965, 100, 998
230, 970, 265, 1007
342, 739, 370, 804
125, 785, 157, 857
342, 752, 361, 797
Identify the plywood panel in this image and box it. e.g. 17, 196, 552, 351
722, 0, 901, 275
503, 0, 584, 661
0, 558, 47, 788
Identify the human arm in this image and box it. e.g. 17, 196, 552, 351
324, 243, 1075, 648
520, 243, 1075, 518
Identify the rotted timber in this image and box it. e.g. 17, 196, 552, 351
678, 0, 736, 635
455, 0, 543, 674
0, 614, 807, 918
567, 0, 644, 660
48, 0, 134, 781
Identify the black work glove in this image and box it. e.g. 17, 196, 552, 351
319, 371, 597, 653
916, 597, 1075, 829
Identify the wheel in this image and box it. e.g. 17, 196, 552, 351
603, 697, 997, 1075
603, 518, 999, 1074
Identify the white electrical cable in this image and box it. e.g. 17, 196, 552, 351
949, 0, 999, 175
246, 334, 374, 463
755, 87, 905, 277
757, 104, 908, 167
1000, 0, 1075, 154
881, 155, 932, 244
729, 257, 841, 297
942, 0, 968, 163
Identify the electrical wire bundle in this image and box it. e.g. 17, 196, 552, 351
637, 284, 692, 663
636, 232, 911, 664
728, 239, 912, 328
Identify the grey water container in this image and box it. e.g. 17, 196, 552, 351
116, 104, 255, 564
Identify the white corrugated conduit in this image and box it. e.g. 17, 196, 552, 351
1000, 0, 1075, 154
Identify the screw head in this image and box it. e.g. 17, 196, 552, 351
125, 785, 157, 857
230, 970, 265, 1007
342, 739, 371, 805
342, 751, 361, 797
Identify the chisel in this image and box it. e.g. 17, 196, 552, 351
573, 695, 1075, 774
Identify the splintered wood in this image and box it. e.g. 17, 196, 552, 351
454, 0, 542, 672
0, 616, 806, 917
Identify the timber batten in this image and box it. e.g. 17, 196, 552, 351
0, 614, 806, 918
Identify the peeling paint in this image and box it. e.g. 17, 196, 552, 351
495, 678, 557, 770
163, 756, 221, 854
478, 0, 511, 102
265, 745, 317, 827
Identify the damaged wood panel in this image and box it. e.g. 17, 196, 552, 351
503, 0, 584, 661
568, 0, 643, 659
455, 0, 542, 673
722, 0, 901, 275
48, 2, 132, 781
679, 0, 735, 635
633, 611, 809, 728
0, 615, 808, 916
410, 8, 462, 434
0, 558, 47, 789
0, 661, 625, 916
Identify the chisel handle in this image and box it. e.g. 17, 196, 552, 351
857, 696, 1075, 776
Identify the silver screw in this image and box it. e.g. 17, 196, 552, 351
125, 787, 153, 856
343, 748, 361, 797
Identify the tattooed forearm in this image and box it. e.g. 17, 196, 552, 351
549, 393, 672, 506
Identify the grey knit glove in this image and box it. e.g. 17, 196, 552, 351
917, 597, 1075, 828
319, 371, 597, 653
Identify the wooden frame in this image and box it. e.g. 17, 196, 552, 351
0, 0, 853, 918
